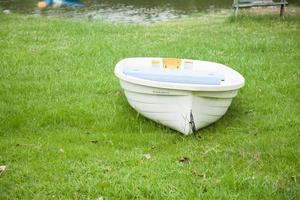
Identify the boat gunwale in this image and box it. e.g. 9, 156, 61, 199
115, 57, 245, 92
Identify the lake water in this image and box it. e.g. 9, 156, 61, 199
1, 0, 299, 23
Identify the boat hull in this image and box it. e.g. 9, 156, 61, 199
121, 80, 237, 135
115, 57, 244, 135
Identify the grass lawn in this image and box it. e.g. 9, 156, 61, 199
0, 12, 299, 199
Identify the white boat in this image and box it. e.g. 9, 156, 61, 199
114, 57, 245, 135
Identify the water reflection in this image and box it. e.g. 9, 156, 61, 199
84, 5, 187, 23
81, 0, 232, 23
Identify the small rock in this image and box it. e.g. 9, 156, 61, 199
0, 165, 7, 175
3, 10, 11, 14
178, 157, 191, 164
143, 154, 151, 160
97, 195, 104, 200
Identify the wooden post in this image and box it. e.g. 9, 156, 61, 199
235, 6, 239, 17
280, 0, 285, 18
233, 0, 239, 17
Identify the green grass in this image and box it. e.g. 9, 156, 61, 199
0, 12, 299, 199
